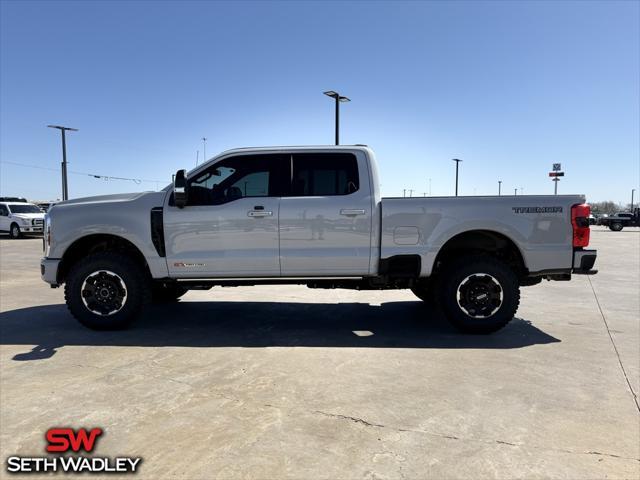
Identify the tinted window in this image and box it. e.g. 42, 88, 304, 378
187, 154, 286, 206
291, 153, 359, 196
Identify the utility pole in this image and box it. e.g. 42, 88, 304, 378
498, 180, 502, 196
632, 189, 636, 210
452, 159, 462, 196
323, 91, 350, 145
202, 137, 207, 162
47, 125, 78, 201
514, 188, 517, 196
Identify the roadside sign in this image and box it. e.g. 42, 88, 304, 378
553, 163, 561, 171
548, 172, 565, 177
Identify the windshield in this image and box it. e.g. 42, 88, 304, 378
8, 204, 42, 214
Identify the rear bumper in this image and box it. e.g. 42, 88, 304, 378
573, 249, 597, 274
41, 258, 61, 286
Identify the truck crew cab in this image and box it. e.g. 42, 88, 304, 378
41, 146, 597, 333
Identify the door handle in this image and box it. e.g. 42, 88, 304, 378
340, 209, 366, 216
248, 210, 273, 217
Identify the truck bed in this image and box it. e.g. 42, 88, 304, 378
380, 195, 586, 276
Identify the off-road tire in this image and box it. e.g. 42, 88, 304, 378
609, 223, 623, 231
439, 255, 520, 334
152, 283, 188, 303
411, 279, 437, 304
64, 252, 150, 330
9, 223, 21, 239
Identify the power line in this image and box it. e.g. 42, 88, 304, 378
0, 160, 166, 185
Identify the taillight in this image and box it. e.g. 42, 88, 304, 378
572, 203, 590, 247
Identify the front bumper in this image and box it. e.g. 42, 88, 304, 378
41, 258, 61, 286
21, 226, 43, 234
573, 249, 597, 274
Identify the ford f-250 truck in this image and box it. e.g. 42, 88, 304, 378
41, 146, 597, 333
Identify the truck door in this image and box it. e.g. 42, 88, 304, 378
164, 153, 288, 277
279, 151, 373, 276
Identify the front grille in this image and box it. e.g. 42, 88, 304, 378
32, 219, 44, 226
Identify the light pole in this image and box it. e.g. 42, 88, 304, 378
323, 91, 350, 145
202, 137, 207, 162
452, 159, 462, 196
498, 180, 502, 196
632, 189, 636, 211
514, 188, 518, 196
47, 125, 78, 201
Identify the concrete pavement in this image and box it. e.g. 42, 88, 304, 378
0, 227, 638, 479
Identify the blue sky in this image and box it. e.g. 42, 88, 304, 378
1, 0, 638, 203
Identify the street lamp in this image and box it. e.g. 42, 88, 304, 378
498, 180, 502, 196
47, 125, 78, 201
323, 90, 350, 145
452, 158, 462, 196
632, 189, 636, 211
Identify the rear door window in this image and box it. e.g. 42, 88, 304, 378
291, 153, 359, 196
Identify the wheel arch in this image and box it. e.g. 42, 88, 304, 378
432, 229, 527, 279
58, 234, 151, 283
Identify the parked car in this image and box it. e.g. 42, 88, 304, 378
603, 208, 640, 231
41, 145, 597, 333
596, 213, 609, 226
0, 196, 27, 203
0, 201, 45, 238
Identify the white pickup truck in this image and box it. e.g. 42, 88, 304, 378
41, 146, 597, 333
0, 200, 45, 238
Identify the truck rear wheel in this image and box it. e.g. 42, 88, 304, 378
411, 280, 437, 303
439, 256, 520, 334
609, 223, 623, 231
64, 252, 150, 330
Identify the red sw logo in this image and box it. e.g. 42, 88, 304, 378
46, 428, 103, 453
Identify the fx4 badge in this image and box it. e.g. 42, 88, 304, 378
512, 206, 563, 214
174, 262, 206, 268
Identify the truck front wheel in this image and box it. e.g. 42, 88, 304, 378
609, 223, 623, 231
439, 256, 520, 334
64, 252, 150, 330
9, 223, 21, 239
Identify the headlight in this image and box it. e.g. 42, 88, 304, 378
19, 218, 29, 225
